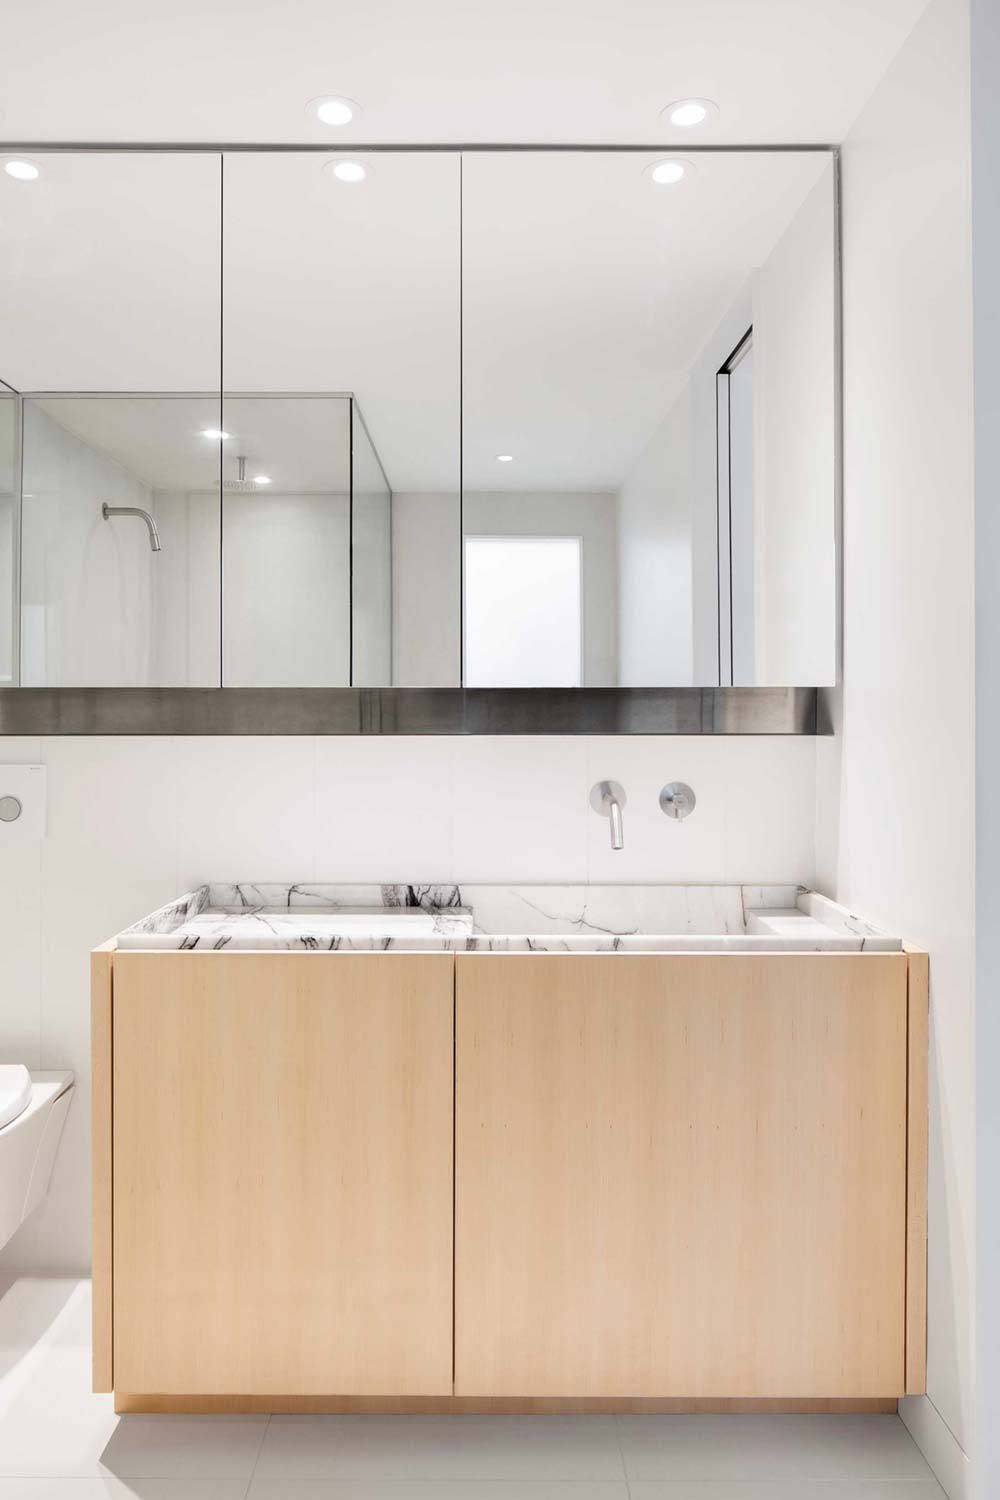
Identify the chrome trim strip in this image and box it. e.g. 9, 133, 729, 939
0, 143, 837, 155
0, 686, 820, 735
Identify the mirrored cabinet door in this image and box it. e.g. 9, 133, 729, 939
460, 151, 837, 688
222, 151, 462, 688
0, 153, 223, 687
0, 147, 837, 698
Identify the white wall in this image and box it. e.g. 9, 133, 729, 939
391, 492, 461, 687
149, 490, 219, 687
615, 164, 837, 690
221, 491, 350, 687
464, 491, 618, 686
0, 396, 14, 684
0, 730, 818, 1274
352, 491, 392, 688
754, 163, 837, 686
971, 0, 1000, 1491
20, 405, 155, 687
816, 0, 975, 1489
617, 388, 694, 685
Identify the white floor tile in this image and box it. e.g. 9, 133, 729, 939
0, 1280, 119, 1477
0, 1481, 250, 1499
0, 1281, 943, 1497
254, 1417, 625, 1482
617, 1415, 934, 1482
249, 1482, 628, 1500
97, 1418, 267, 1481
628, 1484, 946, 1500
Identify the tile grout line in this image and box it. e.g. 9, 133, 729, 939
245, 1411, 270, 1491
614, 1412, 632, 1495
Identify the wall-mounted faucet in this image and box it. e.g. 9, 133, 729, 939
590, 780, 626, 850
102, 502, 162, 553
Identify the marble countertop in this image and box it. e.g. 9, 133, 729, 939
115, 883, 900, 953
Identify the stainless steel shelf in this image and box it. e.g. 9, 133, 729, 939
0, 686, 822, 736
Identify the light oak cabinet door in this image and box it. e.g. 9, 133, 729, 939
113, 952, 454, 1396
455, 953, 908, 1398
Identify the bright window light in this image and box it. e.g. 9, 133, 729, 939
464, 535, 582, 688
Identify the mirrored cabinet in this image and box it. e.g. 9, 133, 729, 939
0, 147, 836, 694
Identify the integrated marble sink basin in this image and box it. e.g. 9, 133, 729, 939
115, 883, 900, 953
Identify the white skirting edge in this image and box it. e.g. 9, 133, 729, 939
899, 1393, 971, 1499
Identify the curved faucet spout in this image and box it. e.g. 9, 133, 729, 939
102, 502, 162, 552
589, 780, 627, 851
608, 796, 624, 851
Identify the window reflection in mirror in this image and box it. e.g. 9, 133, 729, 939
461, 152, 836, 688
0, 148, 836, 693
465, 536, 582, 688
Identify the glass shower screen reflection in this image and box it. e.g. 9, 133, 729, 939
19, 397, 222, 687
221, 397, 351, 687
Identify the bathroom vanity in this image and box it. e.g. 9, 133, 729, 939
92, 885, 927, 1414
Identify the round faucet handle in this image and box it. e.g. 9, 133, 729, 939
659, 781, 696, 820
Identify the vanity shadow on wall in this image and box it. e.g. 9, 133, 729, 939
0, 145, 838, 733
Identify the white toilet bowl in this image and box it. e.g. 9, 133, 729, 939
0, 1069, 74, 1251
0, 1065, 33, 1130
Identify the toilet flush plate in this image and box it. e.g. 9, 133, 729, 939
0, 765, 45, 843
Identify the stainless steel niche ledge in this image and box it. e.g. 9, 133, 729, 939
0, 687, 822, 736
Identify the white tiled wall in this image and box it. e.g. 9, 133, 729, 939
0, 732, 817, 1272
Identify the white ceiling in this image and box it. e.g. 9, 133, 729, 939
461, 150, 830, 489
0, 0, 927, 146
1, 149, 833, 492
30, 396, 355, 494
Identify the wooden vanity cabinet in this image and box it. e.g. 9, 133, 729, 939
455, 953, 916, 1399
102, 951, 454, 1396
93, 945, 927, 1408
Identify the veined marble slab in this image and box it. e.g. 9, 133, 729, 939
115, 884, 900, 953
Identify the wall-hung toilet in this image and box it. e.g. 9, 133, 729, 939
0, 1066, 74, 1251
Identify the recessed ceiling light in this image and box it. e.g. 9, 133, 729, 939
325, 159, 369, 183
496, 454, 514, 463
252, 474, 272, 485
644, 158, 694, 186
307, 95, 361, 127
4, 159, 40, 181
660, 98, 719, 129
201, 428, 230, 441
